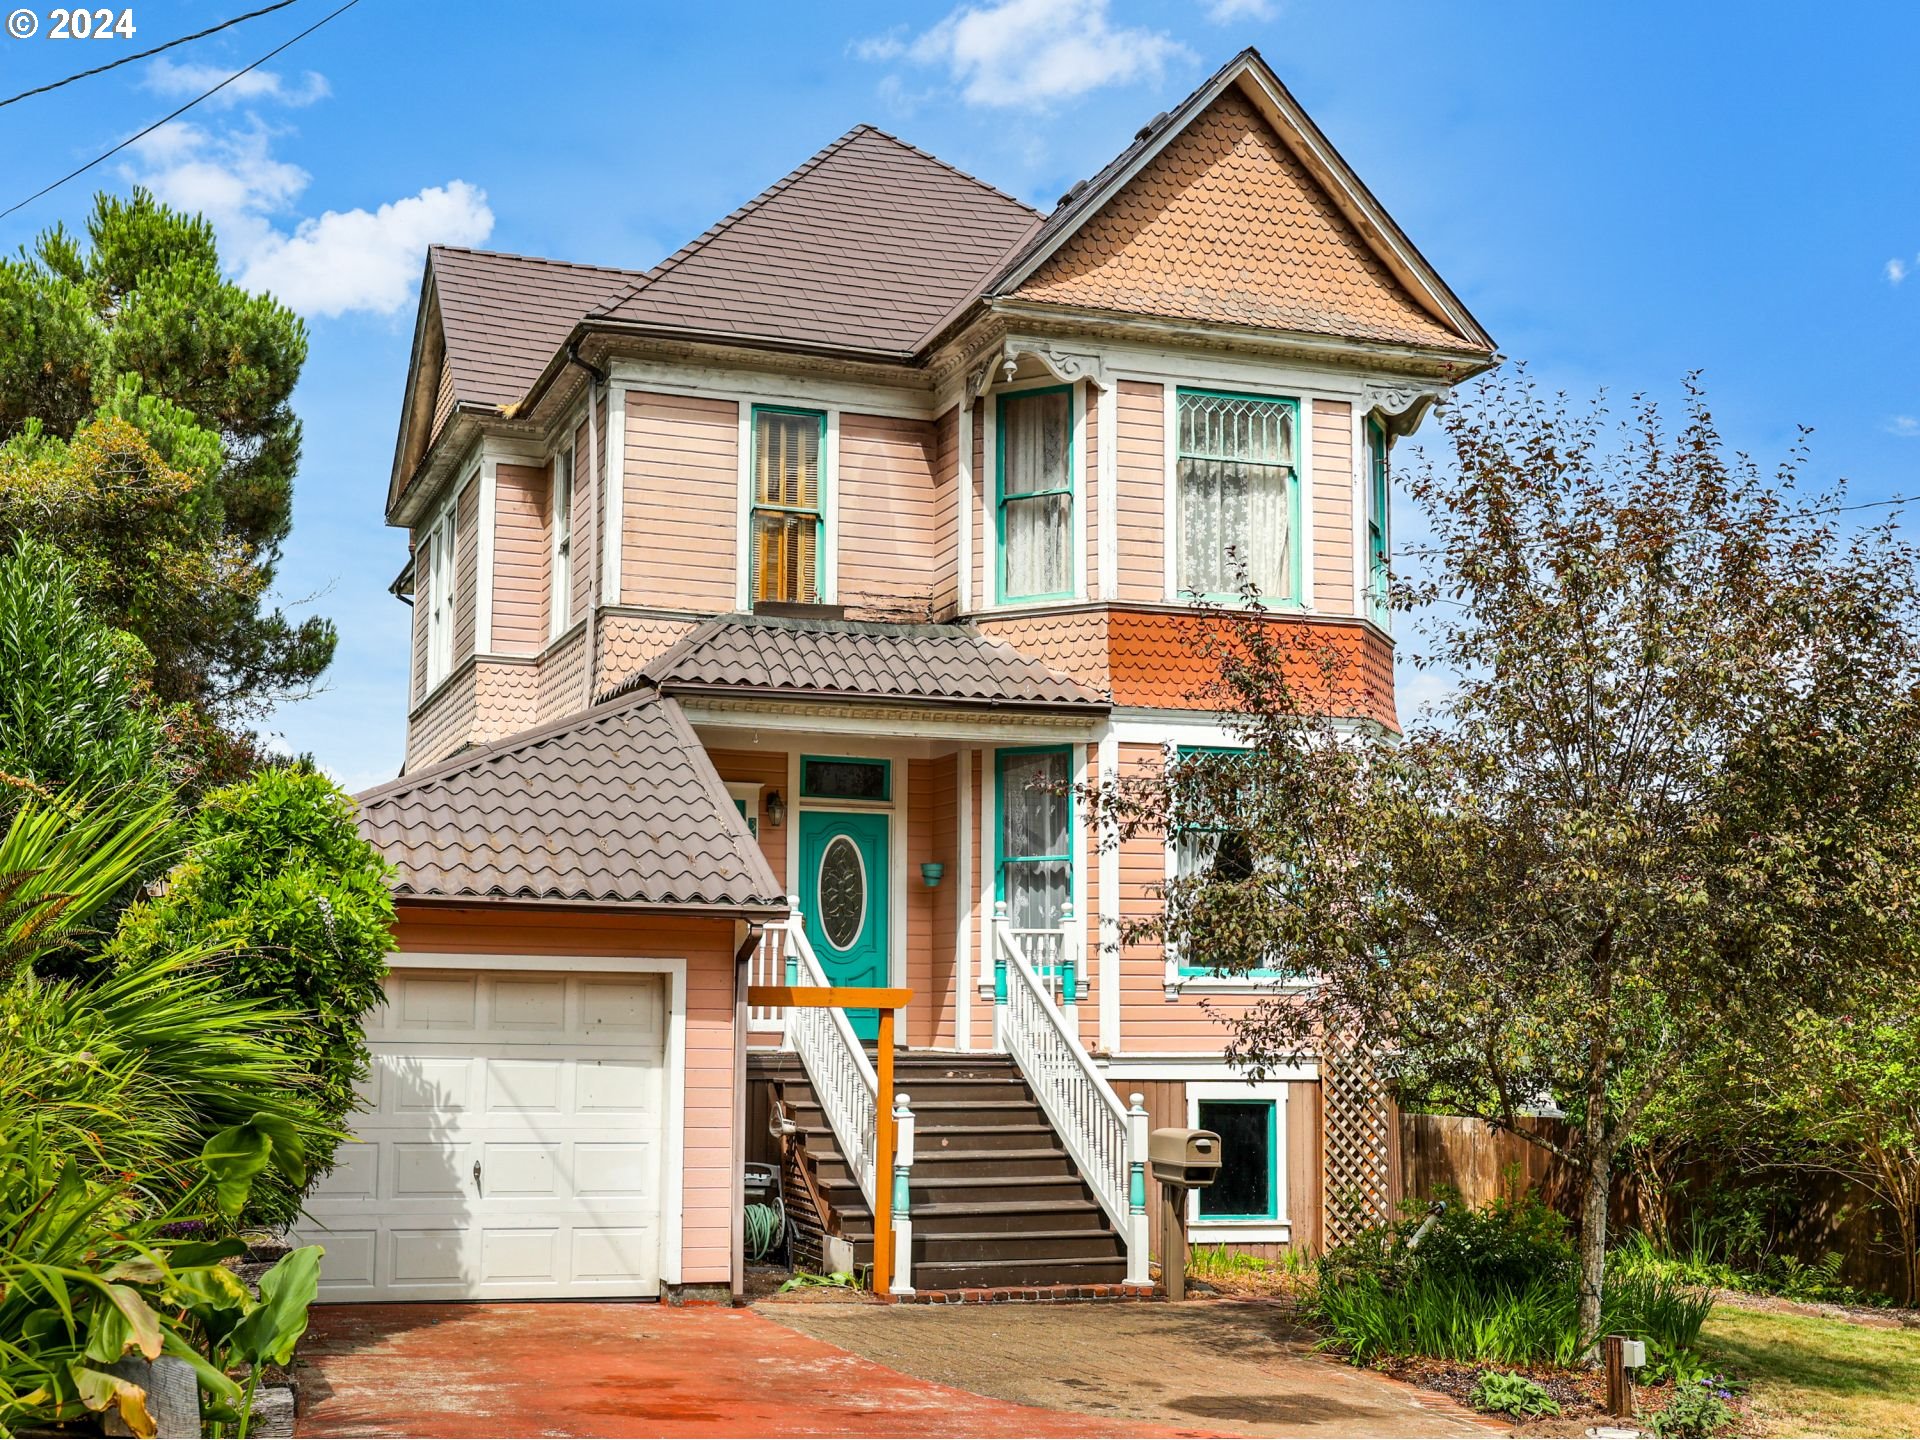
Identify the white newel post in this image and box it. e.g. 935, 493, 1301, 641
991, 900, 1009, 1050
1126, 1092, 1150, 1285
890, 1092, 915, 1296
1058, 899, 1079, 1021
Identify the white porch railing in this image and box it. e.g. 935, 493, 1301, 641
774, 914, 879, 1209
992, 909, 1150, 1284
747, 922, 791, 1028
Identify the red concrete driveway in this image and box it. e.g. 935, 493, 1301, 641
296, 1302, 1205, 1438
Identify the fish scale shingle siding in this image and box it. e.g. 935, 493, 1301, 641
1015, 91, 1479, 352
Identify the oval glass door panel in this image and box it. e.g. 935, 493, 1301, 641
818, 836, 867, 950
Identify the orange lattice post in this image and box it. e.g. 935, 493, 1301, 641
747, 984, 911, 1294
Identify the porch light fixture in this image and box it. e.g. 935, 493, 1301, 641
765, 790, 786, 829
920, 862, 944, 889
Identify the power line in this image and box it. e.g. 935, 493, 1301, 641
0, 0, 299, 110
0, 0, 362, 224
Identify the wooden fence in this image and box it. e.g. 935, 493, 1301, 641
1398, 1112, 1911, 1302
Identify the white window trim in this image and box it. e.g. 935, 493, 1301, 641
1186, 1079, 1290, 1243
422, 477, 465, 694
976, 377, 1082, 614
551, 442, 575, 640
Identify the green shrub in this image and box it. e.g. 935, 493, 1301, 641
1468, 1370, 1560, 1419
1612, 1227, 1886, 1308
1311, 1193, 1713, 1366
1646, 1379, 1736, 1438
109, 766, 393, 1218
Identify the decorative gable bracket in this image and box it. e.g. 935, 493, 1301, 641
969, 339, 1108, 399
1365, 381, 1451, 439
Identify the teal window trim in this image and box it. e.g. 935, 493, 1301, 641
1366, 416, 1390, 628
994, 384, 1077, 605
1171, 744, 1285, 979
749, 404, 827, 606
1194, 1097, 1281, 1222
799, 754, 892, 803
1174, 386, 1303, 608
731, 797, 759, 839
992, 743, 1076, 909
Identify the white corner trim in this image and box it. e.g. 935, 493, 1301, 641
734, 405, 753, 612
823, 408, 842, 604
474, 458, 497, 655
1097, 381, 1118, 602
1097, 727, 1121, 1055
1352, 405, 1366, 616
956, 745, 973, 1051
603, 385, 627, 604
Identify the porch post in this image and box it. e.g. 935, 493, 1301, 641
889, 1092, 915, 1296
1058, 899, 1079, 1020
991, 900, 1009, 1049
1126, 1092, 1150, 1285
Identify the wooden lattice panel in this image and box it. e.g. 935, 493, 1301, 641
1322, 1042, 1392, 1247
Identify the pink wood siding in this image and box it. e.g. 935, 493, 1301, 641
903, 755, 961, 1048
623, 391, 738, 611
452, 478, 479, 665
927, 753, 960, 1047
1311, 399, 1355, 615
493, 463, 549, 656
931, 406, 960, 619
1084, 387, 1101, 601
569, 419, 593, 629
970, 400, 985, 613
1115, 381, 1164, 601
706, 749, 788, 894
410, 532, 429, 702
838, 413, 942, 621
391, 904, 743, 1288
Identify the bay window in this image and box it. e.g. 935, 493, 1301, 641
1176, 388, 1299, 604
751, 406, 824, 606
996, 387, 1074, 602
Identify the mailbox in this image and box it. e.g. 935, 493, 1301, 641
1149, 1127, 1221, 1188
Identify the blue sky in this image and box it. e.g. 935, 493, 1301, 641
1, 0, 1914, 789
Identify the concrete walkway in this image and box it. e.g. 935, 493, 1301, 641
296, 1302, 1203, 1438
760, 1299, 1496, 1438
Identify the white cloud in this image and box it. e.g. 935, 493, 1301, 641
1205, 0, 1275, 21
857, 0, 1191, 109
143, 57, 330, 108
1889, 258, 1909, 285
125, 118, 492, 317
1887, 416, 1920, 438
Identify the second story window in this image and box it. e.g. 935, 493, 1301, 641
1366, 417, 1389, 627
1176, 389, 1299, 604
751, 406, 824, 606
551, 442, 574, 637
996, 386, 1073, 603
424, 496, 457, 690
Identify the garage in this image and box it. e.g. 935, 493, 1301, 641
299, 965, 673, 1301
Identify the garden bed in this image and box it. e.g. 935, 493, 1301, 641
1381, 1356, 1754, 1437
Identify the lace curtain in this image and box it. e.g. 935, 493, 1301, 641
1001, 390, 1072, 598
1176, 393, 1295, 601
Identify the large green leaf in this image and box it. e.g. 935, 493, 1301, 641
225, 1245, 322, 1366
199, 1120, 272, 1218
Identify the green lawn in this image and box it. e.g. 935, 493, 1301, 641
1701, 1304, 1920, 1437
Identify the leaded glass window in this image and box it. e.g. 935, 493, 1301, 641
1176, 389, 1298, 603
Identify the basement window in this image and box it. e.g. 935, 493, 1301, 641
1186, 1082, 1288, 1239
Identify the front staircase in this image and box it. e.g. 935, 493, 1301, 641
754, 1049, 1129, 1289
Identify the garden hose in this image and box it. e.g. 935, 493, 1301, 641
745, 1198, 785, 1262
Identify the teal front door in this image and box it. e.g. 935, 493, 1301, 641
798, 810, 889, 1041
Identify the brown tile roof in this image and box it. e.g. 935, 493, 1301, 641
430, 247, 648, 410
588, 127, 1042, 357
354, 691, 784, 913
627, 614, 1105, 710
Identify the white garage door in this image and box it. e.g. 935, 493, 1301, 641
297, 967, 669, 1301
